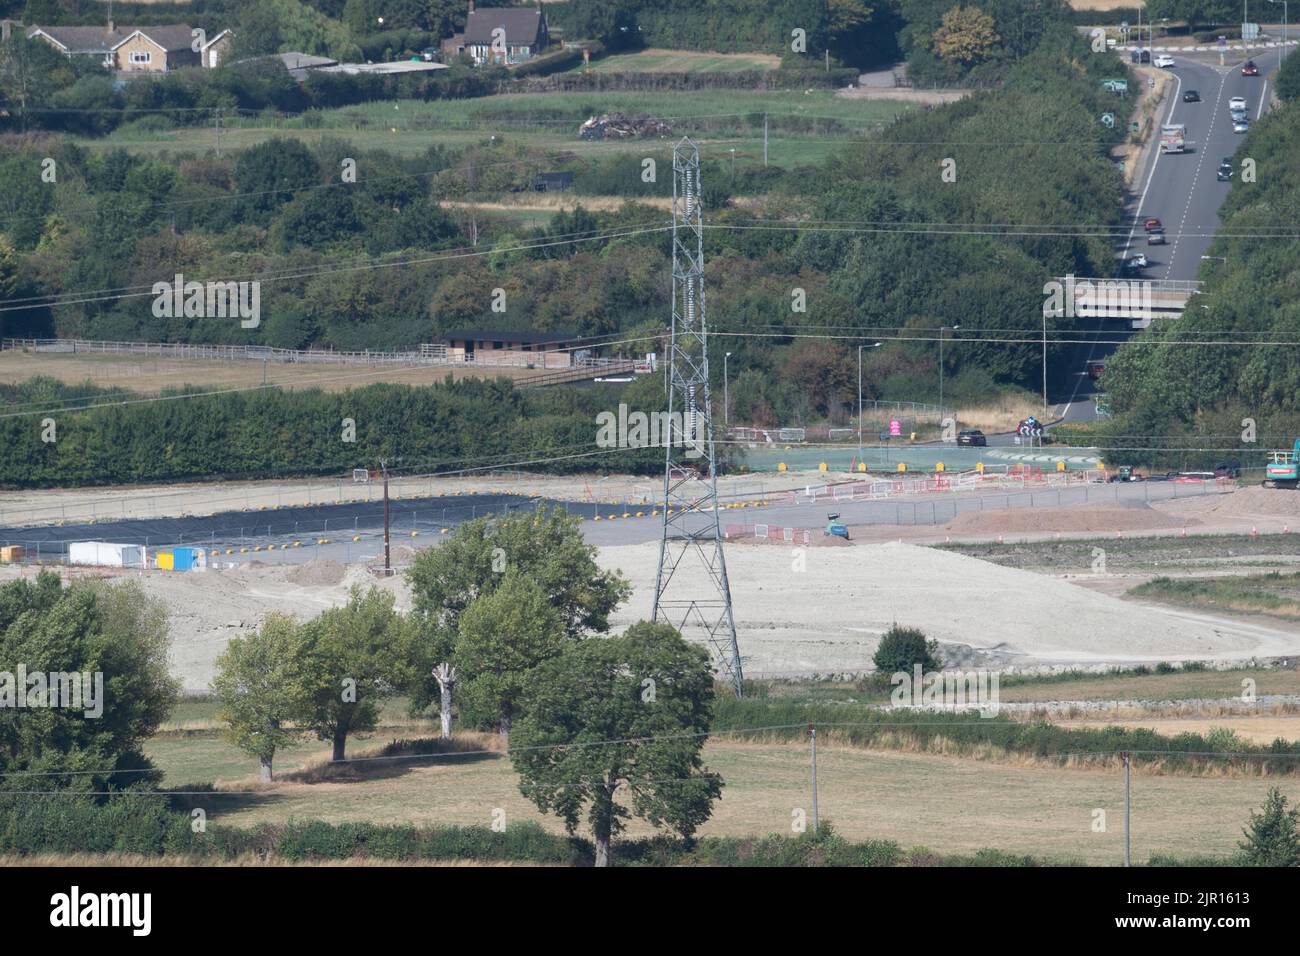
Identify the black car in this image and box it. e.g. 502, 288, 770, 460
1214, 459, 1242, 479
1183, 90, 1201, 102
1130, 49, 1151, 64
957, 429, 987, 447
1217, 159, 1233, 181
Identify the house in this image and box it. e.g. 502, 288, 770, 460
534, 172, 574, 193
26, 22, 230, 73
443, 329, 579, 368
443, 1, 549, 66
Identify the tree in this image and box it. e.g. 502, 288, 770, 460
932, 5, 1000, 66
405, 505, 630, 713
291, 586, 404, 762
1239, 787, 1300, 866
212, 614, 301, 782
0, 573, 179, 793
873, 624, 944, 674
454, 571, 565, 739
511, 621, 722, 867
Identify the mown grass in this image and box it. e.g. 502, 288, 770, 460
1131, 572, 1300, 620
78, 91, 911, 167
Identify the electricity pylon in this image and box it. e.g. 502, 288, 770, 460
652, 138, 743, 698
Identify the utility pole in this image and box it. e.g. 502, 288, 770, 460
652, 138, 743, 698
381, 458, 391, 575
809, 724, 819, 834
1042, 309, 1049, 412
214, 108, 221, 154
1122, 751, 1131, 867
763, 113, 769, 167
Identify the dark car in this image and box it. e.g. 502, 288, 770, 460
1147, 229, 1166, 245
1183, 89, 1201, 102
1131, 49, 1151, 64
957, 429, 987, 447
1217, 159, 1233, 181
1215, 459, 1242, 479
1242, 60, 1259, 76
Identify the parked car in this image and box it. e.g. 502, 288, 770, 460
1234, 118, 1250, 133
1229, 96, 1248, 111
957, 429, 987, 447
1242, 60, 1260, 76
1183, 89, 1201, 102
1147, 229, 1166, 245
1131, 49, 1151, 63
1173, 471, 1216, 482
1217, 159, 1234, 181
1154, 55, 1176, 68
1215, 459, 1242, 479
1143, 217, 1162, 232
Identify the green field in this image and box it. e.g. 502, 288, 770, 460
78, 91, 910, 169
568, 50, 781, 74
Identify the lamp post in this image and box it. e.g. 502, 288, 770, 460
857, 342, 883, 461
723, 351, 732, 431
1270, 0, 1288, 70
938, 324, 959, 415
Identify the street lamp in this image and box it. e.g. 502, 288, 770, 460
1270, 0, 1288, 70
938, 324, 959, 415
857, 341, 883, 461
723, 352, 732, 431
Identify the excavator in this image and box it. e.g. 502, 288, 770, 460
1264, 439, 1300, 488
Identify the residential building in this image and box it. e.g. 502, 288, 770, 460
442, 1, 549, 66
26, 22, 231, 73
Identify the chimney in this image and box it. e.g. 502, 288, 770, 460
468, 1, 475, 13
108, 19, 114, 34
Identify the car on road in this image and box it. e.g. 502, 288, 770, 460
1124, 252, 1148, 270
957, 429, 987, 447
1233, 118, 1250, 133
1130, 49, 1151, 63
1230, 107, 1249, 122
1242, 60, 1260, 76
1154, 55, 1176, 68
1183, 89, 1201, 102
1087, 362, 1105, 380
1172, 471, 1216, 482
1147, 228, 1166, 245
1229, 96, 1248, 111
1143, 217, 1162, 232
1217, 158, 1234, 180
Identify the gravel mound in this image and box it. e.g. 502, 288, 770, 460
288, 559, 346, 586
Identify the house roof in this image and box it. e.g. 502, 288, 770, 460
463, 7, 545, 47
27, 24, 197, 54
27, 25, 126, 54
111, 25, 196, 53
444, 329, 578, 345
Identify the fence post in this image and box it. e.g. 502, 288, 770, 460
1122, 751, 1131, 867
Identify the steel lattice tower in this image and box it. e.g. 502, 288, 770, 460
652, 138, 743, 697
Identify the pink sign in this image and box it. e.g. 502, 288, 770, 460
889, 419, 902, 437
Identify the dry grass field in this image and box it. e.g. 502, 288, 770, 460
146, 734, 1300, 865
0, 351, 538, 394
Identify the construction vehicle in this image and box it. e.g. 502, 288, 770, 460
1160, 124, 1186, 154
825, 513, 849, 540
1264, 440, 1300, 487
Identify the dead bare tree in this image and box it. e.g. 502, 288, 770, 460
433, 663, 457, 739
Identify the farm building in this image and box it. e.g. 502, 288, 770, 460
442, 329, 580, 367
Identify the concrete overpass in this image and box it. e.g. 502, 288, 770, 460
1048, 276, 1203, 329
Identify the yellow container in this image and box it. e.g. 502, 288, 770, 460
156, 551, 175, 570
0, 545, 25, 563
